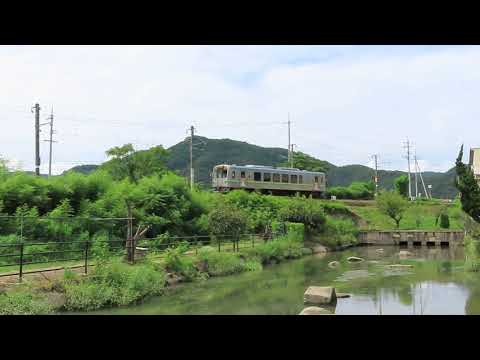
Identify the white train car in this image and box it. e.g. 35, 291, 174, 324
211, 164, 326, 197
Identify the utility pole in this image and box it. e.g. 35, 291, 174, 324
32, 103, 41, 176
290, 144, 297, 168
414, 152, 418, 199
372, 154, 379, 197
42, 108, 56, 177
189, 125, 195, 191
287, 112, 291, 168
403, 139, 413, 200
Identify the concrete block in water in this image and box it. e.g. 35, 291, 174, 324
299, 306, 332, 315
304, 286, 336, 304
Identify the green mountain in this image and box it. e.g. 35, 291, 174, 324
65, 136, 458, 199
63, 164, 100, 175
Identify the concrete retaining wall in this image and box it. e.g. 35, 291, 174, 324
358, 230, 465, 246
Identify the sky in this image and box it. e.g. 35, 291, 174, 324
0, 45, 478, 175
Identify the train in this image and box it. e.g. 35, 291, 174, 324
211, 164, 326, 197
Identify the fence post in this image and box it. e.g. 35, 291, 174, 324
194, 236, 198, 255
218, 237, 221, 252
19, 242, 24, 283
19, 215, 24, 282
84, 240, 89, 274
252, 234, 255, 248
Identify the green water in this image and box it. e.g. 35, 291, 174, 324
86, 246, 480, 315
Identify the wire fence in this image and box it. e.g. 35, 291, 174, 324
0, 215, 284, 282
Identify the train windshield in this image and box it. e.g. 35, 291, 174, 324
215, 167, 228, 178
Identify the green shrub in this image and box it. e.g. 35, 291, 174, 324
326, 181, 374, 200
207, 200, 248, 238
163, 244, 198, 280
465, 236, 480, 272
245, 237, 303, 264
285, 222, 304, 242
64, 260, 166, 311
320, 217, 358, 248
64, 282, 116, 311
196, 247, 263, 276
440, 213, 450, 229
197, 250, 245, 276
278, 197, 326, 234
0, 292, 53, 315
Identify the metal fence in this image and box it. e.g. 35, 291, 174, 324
0, 215, 281, 282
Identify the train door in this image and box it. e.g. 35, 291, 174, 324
240, 170, 246, 188
314, 175, 320, 191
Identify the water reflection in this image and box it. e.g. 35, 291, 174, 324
84, 245, 480, 315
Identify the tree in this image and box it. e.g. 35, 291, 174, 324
439, 213, 450, 229
0, 156, 8, 178
394, 175, 409, 198
277, 196, 326, 234
207, 201, 248, 244
376, 190, 409, 228
454, 144, 480, 222
102, 144, 169, 183
278, 151, 329, 172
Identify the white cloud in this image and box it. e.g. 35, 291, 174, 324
0, 45, 478, 174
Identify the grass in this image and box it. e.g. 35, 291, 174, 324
0, 291, 54, 315
348, 202, 465, 230
63, 259, 166, 311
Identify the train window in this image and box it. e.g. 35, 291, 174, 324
273, 173, 280, 182
290, 175, 298, 184
299, 175, 303, 184
263, 173, 271, 182
282, 174, 289, 183
254, 172, 262, 181
315, 176, 319, 183
241, 171, 246, 179
232, 171, 236, 179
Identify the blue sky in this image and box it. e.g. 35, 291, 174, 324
0, 45, 477, 174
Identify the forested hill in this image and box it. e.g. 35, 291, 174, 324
166, 136, 291, 184
65, 136, 458, 198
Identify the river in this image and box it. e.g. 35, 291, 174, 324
85, 245, 480, 315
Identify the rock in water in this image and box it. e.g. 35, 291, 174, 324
166, 273, 185, 286
375, 248, 384, 253
328, 261, 340, 268
336, 292, 351, 298
304, 286, 336, 304
301, 248, 314, 256
387, 264, 413, 269
299, 306, 332, 315
398, 250, 413, 257
312, 245, 328, 254
347, 256, 364, 263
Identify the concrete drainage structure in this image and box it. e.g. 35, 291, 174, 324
357, 230, 464, 248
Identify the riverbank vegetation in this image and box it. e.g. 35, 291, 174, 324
0, 225, 307, 314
